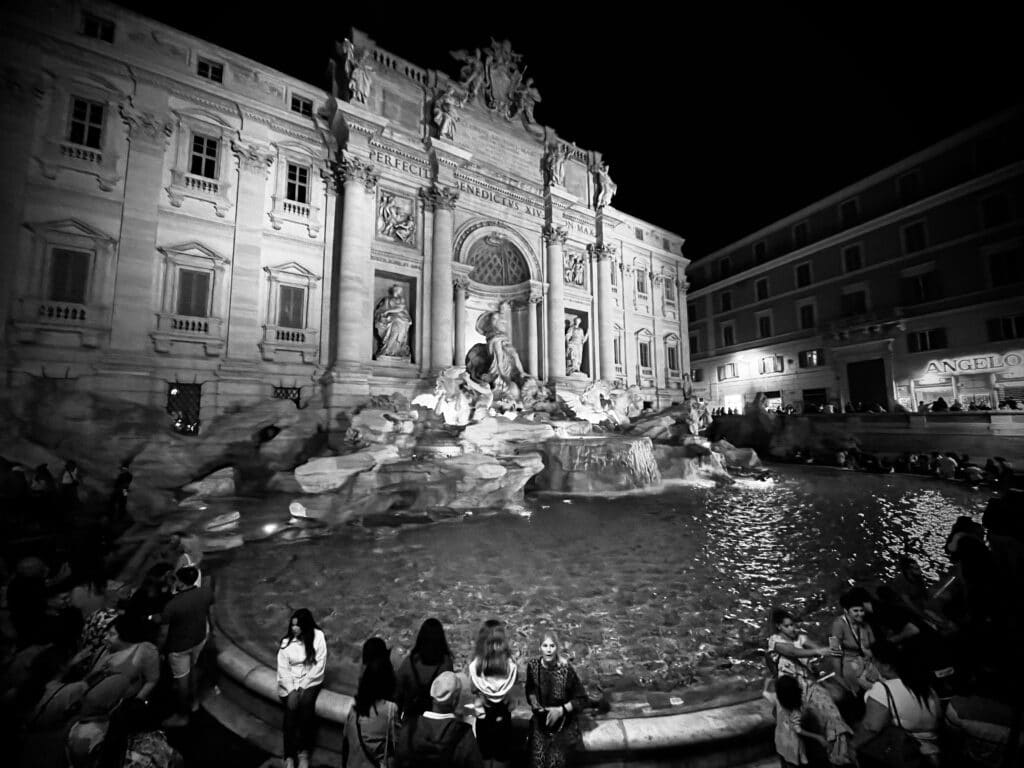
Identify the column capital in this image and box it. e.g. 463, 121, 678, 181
542, 223, 568, 245
528, 292, 544, 304
337, 153, 379, 193
119, 103, 173, 149
587, 242, 617, 260
320, 162, 340, 196
453, 275, 471, 290
420, 184, 459, 211
677, 276, 690, 292
231, 137, 275, 177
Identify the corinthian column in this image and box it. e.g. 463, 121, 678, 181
334, 154, 378, 369
544, 224, 568, 380
453, 275, 468, 366
527, 293, 542, 376
593, 243, 617, 381
423, 185, 459, 370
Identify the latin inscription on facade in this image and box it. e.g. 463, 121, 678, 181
368, 149, 430, 180
455, 179, 543, 217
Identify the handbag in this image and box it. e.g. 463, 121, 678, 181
857, 682, 925, 768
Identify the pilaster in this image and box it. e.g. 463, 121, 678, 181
544, 223, 568, 381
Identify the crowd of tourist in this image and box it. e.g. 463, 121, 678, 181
2, 514, 211, 768
764, 491, 1024, 767
280, 613, 607, 768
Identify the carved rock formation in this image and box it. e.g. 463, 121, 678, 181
532, 435, 662, 493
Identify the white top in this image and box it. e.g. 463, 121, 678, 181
865, 678, 941, 755
277, 628, 327, 695
768, 632, 815, 681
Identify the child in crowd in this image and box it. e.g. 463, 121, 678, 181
763, 674, 829, 767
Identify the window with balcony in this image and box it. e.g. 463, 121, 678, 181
290, 95, 314, 117
839, 199, 859, 228
153, 242, 230, 356
753, 240, 767, 264
898, 170, 920, 203
717, 363, 738, 381
277, 285, 306, 329
759, 355, 783, 374
755, 278, 769, 301
613, 335, 622, 365
167, 110, 234, 216
843, 244, 863, 273
196, 57, 224, 83
757, 313, 772, 339
902, 221, 927, 254
189, 134, 219, 179
68, 97, 105, 149
721, 323, 735, 347
900, 268, 942, 304
286, 163, 309, 204
81, 12, 116, 42
987, 315, 1024, 341
795, 262, 812, 288
635, 268, 648, 296
799, 349, 826, 368
638, 340, 651, 369
12, 219, 117, 348
667, 345, 679, 373
260, 261, 321, 362
793, 221, 809, 248
908, 328, 948, 353
841, 289, 868, 317
798, 302, 816, 330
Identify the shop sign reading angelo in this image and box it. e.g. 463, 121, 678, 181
924, 351, 1024, 374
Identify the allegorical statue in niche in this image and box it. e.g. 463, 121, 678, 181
432, 86, 462, 141
465, 310, 527, 406
542, 142, 569, 187
594, 161, 617, 208
565, 315, 589, 375
378, 192, 415, 243
373, 284, 412, 358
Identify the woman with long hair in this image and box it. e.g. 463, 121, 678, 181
852, 639, 943, 766
524, 629, 589, 768
468, 619, 518, 768
394, 617, 453, 722
343, 639, 398, 768
277, 608, 327, 768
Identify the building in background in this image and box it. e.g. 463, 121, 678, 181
686, 108, 1024, 414
0, 0, 690, 432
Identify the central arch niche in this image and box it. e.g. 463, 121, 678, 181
465, 234, 530, 286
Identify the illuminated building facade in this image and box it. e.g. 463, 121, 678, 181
0, 0, 691, 430
686, 108, 1024, 413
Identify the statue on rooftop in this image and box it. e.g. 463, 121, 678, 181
340, 38, 374, 106
432, 86, 462, 141
594, 161, 617, 209
450, 48, 486, 100
542, 142, 569, 187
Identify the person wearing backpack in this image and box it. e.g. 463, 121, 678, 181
395, 671, 482, 768
394, 618, 453, 723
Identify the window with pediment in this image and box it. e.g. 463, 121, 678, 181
167, 109, 234, 217
152, 243, 230, 356
12, 219, 117, 347
636, 328, 654, 382
466, 235, 530, 286
665, 333, 682, 379
260, 262, 321, 363
37, 72, 124, 191
269, 142, 323, 237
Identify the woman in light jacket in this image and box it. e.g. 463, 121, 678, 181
468, 619, 518, 768
277, 608, 327, 768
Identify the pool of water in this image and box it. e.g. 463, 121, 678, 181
213, 466, 985, 701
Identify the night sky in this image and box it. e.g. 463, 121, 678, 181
113, 1, 1020, 258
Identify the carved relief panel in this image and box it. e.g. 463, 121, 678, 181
375, 189, 416, 246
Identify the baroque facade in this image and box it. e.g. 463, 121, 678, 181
0, 1, 691, 429
686, 108, 1024, 413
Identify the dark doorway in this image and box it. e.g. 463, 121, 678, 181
846, 359, 888, 410
167, 383, 202, 435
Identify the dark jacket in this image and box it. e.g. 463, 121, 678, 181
396, 714, 482, 768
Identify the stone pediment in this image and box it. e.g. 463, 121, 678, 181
26, 218, 115, 243
263, 262, 321, 281
158, 242, 229, 264
173, 107, 233, 128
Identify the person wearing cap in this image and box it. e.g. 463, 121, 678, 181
396, 670, 483, 768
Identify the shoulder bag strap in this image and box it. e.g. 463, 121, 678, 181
843, 615, 864, 655
880, 681, 904, 730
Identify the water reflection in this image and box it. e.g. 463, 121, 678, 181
222, 467, 984, 696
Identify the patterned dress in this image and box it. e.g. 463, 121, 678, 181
524, 658, 589, 768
